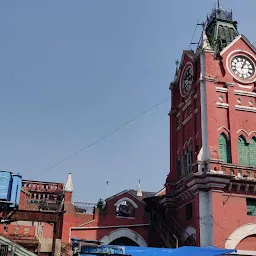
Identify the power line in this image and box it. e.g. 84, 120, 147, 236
33, 97, 170, 177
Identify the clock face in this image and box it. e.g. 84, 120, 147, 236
231, 55, 255, 79
180, 65, 193, 97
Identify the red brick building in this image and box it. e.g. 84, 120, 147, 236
0, 173, 156, 255
146, 5, 256, 255
0, 179, 64, 255
62, 174, 153, 247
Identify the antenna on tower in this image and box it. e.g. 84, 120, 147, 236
189, 21, 205, 50
217, 0, 220, 9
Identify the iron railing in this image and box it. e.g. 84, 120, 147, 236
151, 209, 196, 248
73, 202, 96, 214
206, 7, 233, 27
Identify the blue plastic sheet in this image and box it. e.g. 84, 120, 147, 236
124, 246, 236, 256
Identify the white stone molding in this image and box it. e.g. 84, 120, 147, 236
114, 197, 138, 208
100, 228, 148, 247
225, 223, 256, 249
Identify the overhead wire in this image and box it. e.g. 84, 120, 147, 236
33, 97, 170, 177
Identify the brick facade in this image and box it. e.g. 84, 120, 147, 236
164, 7, 256, 253
62, 190, 151, 246
0, 177, 153, 255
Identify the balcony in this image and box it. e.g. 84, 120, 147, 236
208, 161, 256, 179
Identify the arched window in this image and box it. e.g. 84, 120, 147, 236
116, 200, 135, 218
238, 136, 249, 166
182, 147, 192, 177
249, 137, 256, 166
218, 133, 231, 163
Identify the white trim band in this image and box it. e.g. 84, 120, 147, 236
235, 105, 256, 113
234, 90, 256, 98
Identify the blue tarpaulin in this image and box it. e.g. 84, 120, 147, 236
123, 246, 236, 256
71, 239, 236, 256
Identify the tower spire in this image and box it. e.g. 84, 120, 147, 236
64, 172, 74, 192
136, 179, 143, 197
205, 2, 238, 54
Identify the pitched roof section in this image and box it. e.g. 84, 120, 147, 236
155, 187, 166, 196
105, 189, 156, 203
170, 50, 197, 91
128, 189, 156, 201
179, 50, 196, 70
220, 34, 256, 56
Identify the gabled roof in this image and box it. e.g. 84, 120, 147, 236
128, 189, 156, 201
179, 50, 196, 68
105, 189, 156, 203
174, 50, 197, 85
155, 187, 166, 196
170, 50, 197, 90
220, 34, 256, 56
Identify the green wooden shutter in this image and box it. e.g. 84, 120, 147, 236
218, 133, 230, 163
246, 198, 256, 216
238, 136, 249, 166
249, 138, 256, 166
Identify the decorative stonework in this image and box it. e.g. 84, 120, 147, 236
225, 223, 256, 249
100, 228, 148, 246
182, 114, 192, 126
235, 105, 256, 113
216, 87, 228, 93
234, 90, 256, 98
216, 102, 229, 109
114, 197, 138, 209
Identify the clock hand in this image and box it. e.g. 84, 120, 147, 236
242, 60, 246, 69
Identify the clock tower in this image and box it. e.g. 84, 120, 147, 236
159, 5, 256, 252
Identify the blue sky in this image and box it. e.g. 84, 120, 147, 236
0, 1, 256, 203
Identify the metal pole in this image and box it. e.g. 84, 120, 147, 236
51, 223, 57, 256
173, 234, 178, 248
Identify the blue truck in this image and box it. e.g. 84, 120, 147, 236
0, 171, 22, 210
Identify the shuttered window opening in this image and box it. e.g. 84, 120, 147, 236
249, 138, 256, 166
218, 133, 231, 163
238, 136, 256, 167
246, 198, 256, 216
182, 150, 193, 177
